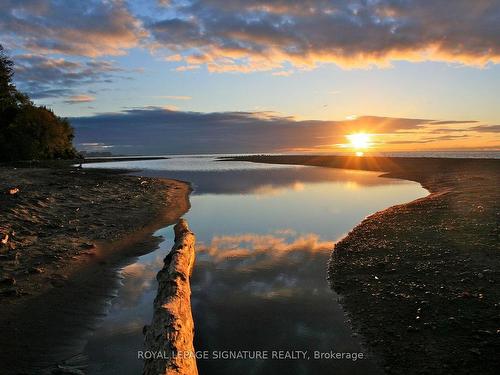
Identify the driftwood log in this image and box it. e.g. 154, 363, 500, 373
143, 219, 198, 375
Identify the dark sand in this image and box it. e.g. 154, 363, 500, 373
227, 155, 499, 375
0, 165, 191, 374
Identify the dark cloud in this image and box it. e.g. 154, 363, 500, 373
470, 125, 500, 133
12, 54, 121, 99
63, 95, 96, 104
386, 135, 471, 145
426, 128, 469, 134
71, 107, 476, 154
422, 124, 500, 134
0, 0, 145, 57
150, 0, 500, 71
429, 120, 479, 125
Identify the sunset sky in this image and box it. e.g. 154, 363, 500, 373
1, 0, 499, 154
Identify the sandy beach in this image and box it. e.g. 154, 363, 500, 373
227, 155, 500, 375
0, 164, 191, 374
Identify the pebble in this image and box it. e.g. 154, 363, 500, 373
80, 242, 96, 249
7, 187, 20, 195
29, 267, 45, 274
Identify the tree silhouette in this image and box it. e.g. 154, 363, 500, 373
0, 45, 77, 161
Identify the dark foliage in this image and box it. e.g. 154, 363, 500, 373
0, 45, 77, 161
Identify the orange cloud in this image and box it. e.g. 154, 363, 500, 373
200, 232, 333, 254
197, 231, 334, 270
63, 94, 95, 104
3, 1, 498, 74
151, 0, 500, 72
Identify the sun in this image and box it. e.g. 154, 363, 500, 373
346, 133, 372, 150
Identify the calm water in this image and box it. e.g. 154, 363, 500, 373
83, 156, 428, 374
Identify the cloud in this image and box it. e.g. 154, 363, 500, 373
129, 165, 398, 196
197, 231, 334, 271
115, 257, 164, 308
4, 1, 498, 99
157, 0, 172, 7
71, 107, 492, 154
385, 134, 472, 144
12, 54, 122, 99
157, 95, 192, 100
470, 125, 500, 133
175, 65, 200, 71
165, 54, 183, 62
64, 95, 95, 104
150, 0, 500, 72
0, 0, 145, 57
429, 120, 479, 125
272, 70, 294, 76
162, 104, 179, 111
78, 142, 114, 150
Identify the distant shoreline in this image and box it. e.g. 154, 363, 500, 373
226, 155, 500, 375
81, 156, 168, 163
82, 150, 500, 160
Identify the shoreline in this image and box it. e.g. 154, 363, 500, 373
227, 155, 499, 374
0, 165, 191, 374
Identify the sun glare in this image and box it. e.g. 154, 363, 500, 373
347, 133, 372, 150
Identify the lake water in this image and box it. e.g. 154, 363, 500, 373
82, 156, 428, 374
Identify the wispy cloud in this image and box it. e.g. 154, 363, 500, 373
77, 142, 114, 151
385, 135, 472, 144
162, 104, 179, 111
154, 95, 192, 100
429, 120, 479, 125
272, 70, 294, 77
470, 125, 500, 133
175, 65, 200, 72
64, 94, 95, 104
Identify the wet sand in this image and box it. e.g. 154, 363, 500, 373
0, 165, 191, 374
226, 155, 500, 375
